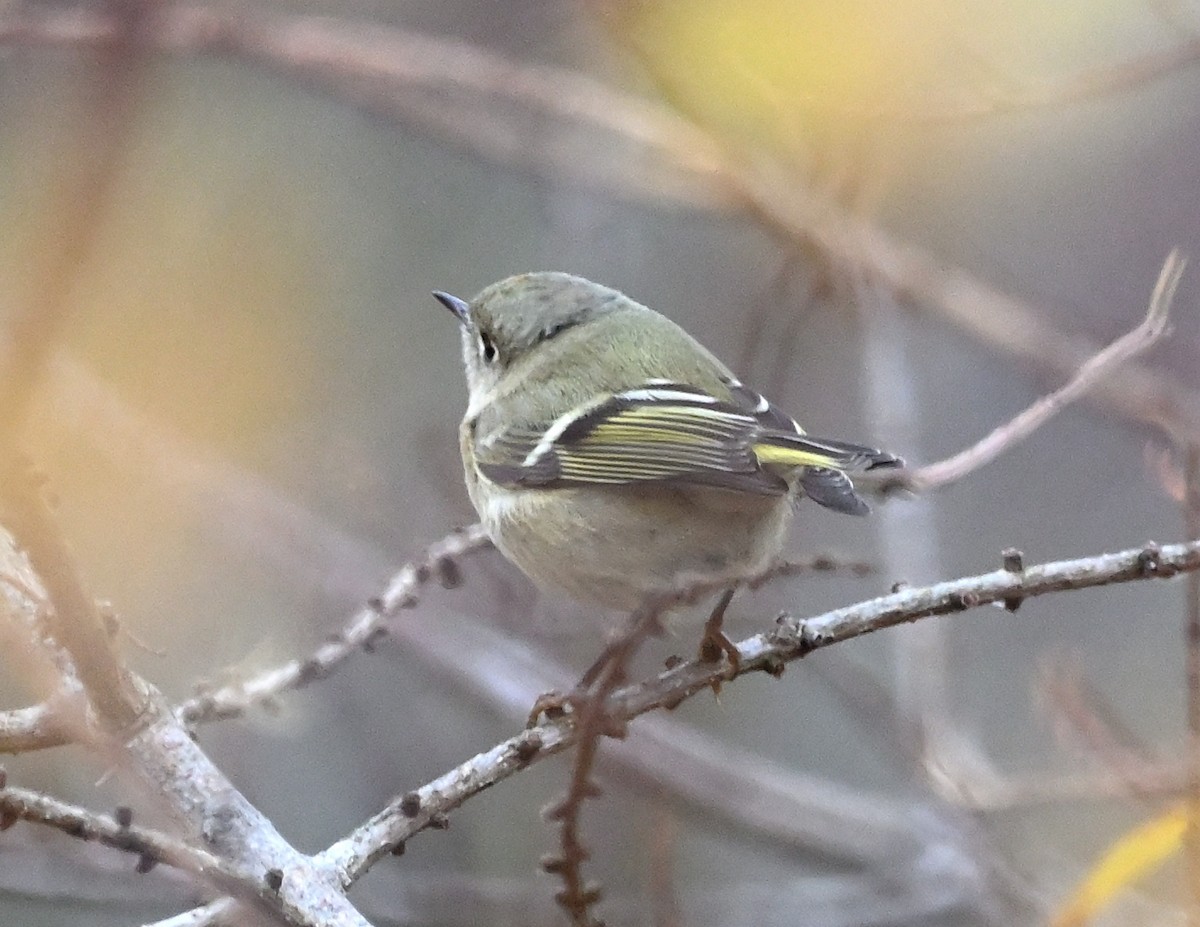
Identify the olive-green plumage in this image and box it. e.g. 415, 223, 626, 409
438, 272, 900, 611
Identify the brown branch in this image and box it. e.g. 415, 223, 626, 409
1037, 656, 1175, 801
541, 604, 665, 927
0, 0, 155, 746
2, 7, 1198, 447
0, 0, 150, 440
322, 538, 1200, 885
908, 250, 1185, 491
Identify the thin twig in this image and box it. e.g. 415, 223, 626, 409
543, 603, 665, 927
909, 250, 1185, 491
1, 463, 149, 731
322, 538, 1200, 885
3, 7, 1199, 447
177, 524, 491, 727
0, 779, 240, 894
1038, 656, 1174, 802
35, 362, 925, 873
0, 703, 71, 754
0, 779, 373, 925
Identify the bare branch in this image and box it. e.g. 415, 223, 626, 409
1, 464, 150, 731
2, 6, 1197, 446
909, 250, 1185, 491
0, 502, 372, 925
541, 605, 665, 927
323, 538, 1200, 884
0, 703, 70, 754
178, 525, 491, 727
0, 779, 245, 898
41, 360, 922, 871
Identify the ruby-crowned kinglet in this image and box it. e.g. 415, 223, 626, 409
435, 272, 901, 613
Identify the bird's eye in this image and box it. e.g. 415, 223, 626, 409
479, 332, 498, 364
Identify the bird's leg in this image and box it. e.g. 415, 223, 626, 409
698, 586, 741, 681
526, 642, 622, 727
527, 608, 666, 728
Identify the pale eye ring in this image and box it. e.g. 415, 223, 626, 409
479, 333, 498, 363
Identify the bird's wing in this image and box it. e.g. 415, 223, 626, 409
474, 381, 900, 508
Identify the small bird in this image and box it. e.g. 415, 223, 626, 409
436, 272, 900, 648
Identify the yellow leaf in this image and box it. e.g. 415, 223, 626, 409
1052, 804, 1187, 927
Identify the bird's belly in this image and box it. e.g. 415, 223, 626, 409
479, 484, 792, 612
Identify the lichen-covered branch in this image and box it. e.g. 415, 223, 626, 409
324, 538, 1200, 883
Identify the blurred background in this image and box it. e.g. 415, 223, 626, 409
1, 0, 1199, 924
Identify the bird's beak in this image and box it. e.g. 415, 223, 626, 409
433, 291, 471, 326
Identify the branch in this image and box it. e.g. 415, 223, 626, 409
0, 776, 244, 894
0, 533, 369, 922
908, 249, 1185, 490
0, 703, 71, 754
178, 524, 491, 726
37, 360, 924, 876
2, 7, 1197, 445
323, 538, 1200, 884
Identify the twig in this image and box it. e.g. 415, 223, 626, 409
747, 552, 874, 586
0, 778, 379, 926
1038, 656, 1173, 801
322, 538, 1200, 884
3, 8, 1199, 446
908, 251, 1185, 491
0, 703, 71, 754
0, 778, 239, 893
1, 463, 149, 731
37, 362, 927, 874
174, 536, 863, 730
542, 603, 665, 927
177, 524, 491, 726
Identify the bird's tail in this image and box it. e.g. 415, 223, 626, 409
752, 433, 903, 516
